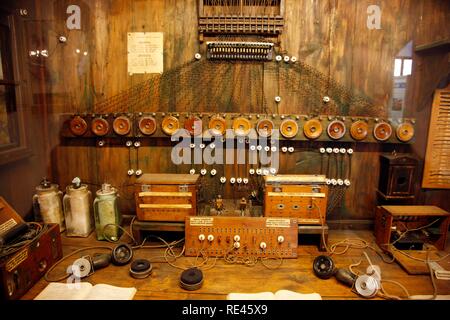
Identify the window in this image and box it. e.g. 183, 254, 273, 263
0, 10, 32, 165
0, 20, 18, 147
394, 57, 413, 77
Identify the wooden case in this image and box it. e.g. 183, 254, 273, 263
263, 175, 328, 224
134, 173, 200, 222
374, 205, 450, 251
0, 223, 62, 300
377, 154, 418, 199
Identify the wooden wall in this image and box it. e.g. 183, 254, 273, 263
5, 0, 448, 224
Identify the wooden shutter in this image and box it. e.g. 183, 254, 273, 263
422, 85, 450, 188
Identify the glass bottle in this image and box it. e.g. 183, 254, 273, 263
63, 177, 93, 237
33, 178, 65, 232
93, 183, 122, 241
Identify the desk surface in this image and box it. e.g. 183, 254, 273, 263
22, 230, 450, 300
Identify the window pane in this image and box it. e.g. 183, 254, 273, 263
0, 49, 3, 80
0, 85, 11, 145
402, 59, 412, 76
394, 59, 402, 77
0, 23, 12, 81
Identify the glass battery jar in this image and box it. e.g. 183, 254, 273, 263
63, 177, 93, 237
33, 178, 65, 232
93, 183, 122, 241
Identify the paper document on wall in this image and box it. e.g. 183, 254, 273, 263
128, 32, 163, 75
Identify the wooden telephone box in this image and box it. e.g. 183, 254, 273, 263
134, 174, 200, 222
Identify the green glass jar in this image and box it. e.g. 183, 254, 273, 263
93, 183, 122, 241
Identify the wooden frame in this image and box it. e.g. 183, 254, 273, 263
0, 9, 32, 165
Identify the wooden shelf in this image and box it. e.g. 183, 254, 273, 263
415, 39, 450, 54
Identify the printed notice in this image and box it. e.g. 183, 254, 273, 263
266, 218, 291, 228
0, 218, 17, 236
7, 248, 28, 272
190, 217, 214, 227
128, 32, 163, 75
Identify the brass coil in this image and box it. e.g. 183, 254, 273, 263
280, 119, 298, 139
303, 119, 323, 140
232, 117, 252, 136
373, 122, 392, 141
350, 120, 368, 141
327, 120, 346, 140
138, 116, 157, 136
161, 116, 180, 136
184, 116, 203, 136
113, 116, 131, 136
396, 122, 414, 142
208, 116, 227, 136
69, 116, 88, 136
256, 119, 275, 137
91, 117, 110, 136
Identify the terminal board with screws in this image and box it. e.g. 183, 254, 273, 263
185, 216, 298, 258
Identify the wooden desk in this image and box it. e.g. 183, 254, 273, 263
21, 230, 450, 300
